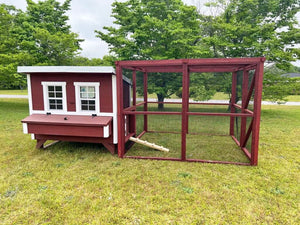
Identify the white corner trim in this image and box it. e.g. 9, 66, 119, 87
27, 74, 33, 115
103, 125, 109, 138
41, 81, 67, 112
31, 134, 35, 140
112, 75, 118, 144
22, 123, 28, 134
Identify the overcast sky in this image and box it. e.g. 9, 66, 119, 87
2, 0, 300, 66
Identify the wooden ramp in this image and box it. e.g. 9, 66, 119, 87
129, 137, 169, 152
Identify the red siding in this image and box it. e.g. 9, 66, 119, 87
28, 124, 105, 137
30, 73, 113, 112
123, 81, 130, 108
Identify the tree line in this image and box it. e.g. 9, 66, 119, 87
1, 0, 299, 102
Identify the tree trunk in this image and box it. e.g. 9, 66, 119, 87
157, 94, 165, 110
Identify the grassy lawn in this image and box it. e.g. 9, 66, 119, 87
0, 98, 299, 224
0, 89, 28, 95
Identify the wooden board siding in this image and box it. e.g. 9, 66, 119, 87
22, 114, 112, 138
30, 73, 113, 112
123, 80, 130, 109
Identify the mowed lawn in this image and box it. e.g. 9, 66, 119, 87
0, 98, 299, 224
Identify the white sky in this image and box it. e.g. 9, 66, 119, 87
1, 0, 300, 66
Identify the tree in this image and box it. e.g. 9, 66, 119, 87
70, 55, 116, 66
196, 0, 300, 101
96, 0, 210, 108
0, 0, 82, 89
18, 0, 82, 65
0, 4, 33, 89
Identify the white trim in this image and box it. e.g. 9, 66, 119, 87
41, 81, 67, 113
23, 123, 28, 134
122, 75, 132, 85
31, 134, 35, 140
103, 125, 109, 138
73, 82, 101, 87
18, 66, 115, 74
74, 82, 100, 113
27, 74, 33, 115
30, 110, 113, 117
112, 75, 118, 144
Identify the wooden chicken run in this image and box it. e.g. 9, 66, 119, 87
20, 57, 265, 166
115, 57, 265, 166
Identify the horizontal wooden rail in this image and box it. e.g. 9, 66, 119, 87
123, 111, 181, 115
188, 112, 253, 117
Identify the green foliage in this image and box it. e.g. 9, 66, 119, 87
262, 65, 297, 102
199, 0, 300, 66
198, 0, 300, 101
0, 0, 82, 89
0, 4, 33, 89
70, 55, 117, 66
19, 0, 82, 65
96, 0, 210, 107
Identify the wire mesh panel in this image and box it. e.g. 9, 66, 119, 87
126, 114, 182, 159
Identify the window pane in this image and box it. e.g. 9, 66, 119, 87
88, 93, 95, 98
81, 105, 88, 110
56, 92, 62, 98
49, 99, 55, 104
57, 105, 63, 110
80, 86, 87, 92
48, 86, 54, 91
88, 87, 95, 92
80, 93, 87, 98
55, 86, 62, 91
57, 100, 62, 104
81, 100, 88, 104
48, 92, 55, 97
49, 104, 56, 109
88, 100, 95, 105
89, 105, 95, 110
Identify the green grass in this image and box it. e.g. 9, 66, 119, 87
0, 89, 28, 95
286, 95, 300, 102
0, 98, 299, 224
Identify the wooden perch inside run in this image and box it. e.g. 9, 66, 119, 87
129, 137, 169, 152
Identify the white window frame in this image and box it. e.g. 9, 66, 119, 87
74, 82, 100, 114
41, 81, 67, 112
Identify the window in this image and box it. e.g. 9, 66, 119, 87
74, 82, 100, 113
79, 86, 96, 111
41, 82, 67, 112
48, 85, 63, 109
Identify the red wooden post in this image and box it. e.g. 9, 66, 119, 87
240, 69, 249, 144
132, 70, 136, 106
251, 59, 264, 165
181, 61, 189, 161
143, 72, 148, 132
116, 62, 125, 158
230, 71, 237, 136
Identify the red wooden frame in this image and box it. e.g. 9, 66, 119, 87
116, 58, 265, 165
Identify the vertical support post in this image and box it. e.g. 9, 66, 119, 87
116, 62, 125, 158
251, 59, 264, 165
132, 70, 137, 135
181, 61, 189, 161
240, 69, 249, 144
230, 71, 237, 136
143, 72, 148, 132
